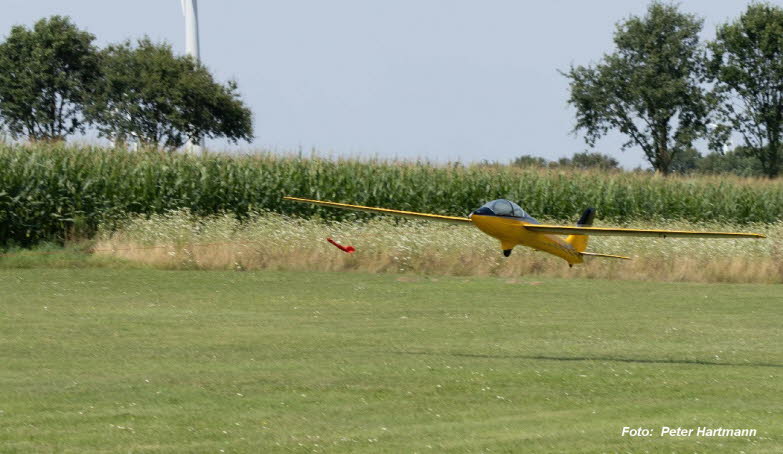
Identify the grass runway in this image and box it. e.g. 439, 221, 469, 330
1, 268, 781, 453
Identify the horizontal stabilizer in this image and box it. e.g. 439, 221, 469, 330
283, 196, 472, 225
579, 252, 631, 260
525, 224, 765, 239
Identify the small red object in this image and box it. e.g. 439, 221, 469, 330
327, 238, 356, 253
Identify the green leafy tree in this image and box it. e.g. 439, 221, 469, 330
667, 146, 766, 176
0, 16, 99, 141
708, 3, 783, 178
511, 154, 548, 167
697, 147, 765, 177
563, 2, 712, 175
555, 152, 620, 170
668, 147, 701, 174
87, 38, 253, 149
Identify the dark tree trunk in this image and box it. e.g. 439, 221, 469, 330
654, 123, 672, 175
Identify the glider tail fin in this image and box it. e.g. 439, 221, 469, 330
565, 207, 595, 253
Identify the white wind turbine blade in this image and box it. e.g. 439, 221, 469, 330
182, 0, 200, 61
180, 0, 202, 153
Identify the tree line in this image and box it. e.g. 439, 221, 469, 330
563, 2, 783, 178
512, 148, 766, 177
0, 16, 253, 149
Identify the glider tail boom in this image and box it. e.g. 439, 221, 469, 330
579, 251, 631, 260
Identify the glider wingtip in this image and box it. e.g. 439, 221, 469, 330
284, 196, 313, 203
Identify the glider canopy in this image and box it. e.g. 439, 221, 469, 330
472, 199, 539, 223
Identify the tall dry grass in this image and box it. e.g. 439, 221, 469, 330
94, 211, 783, 284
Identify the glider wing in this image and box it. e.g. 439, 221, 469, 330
283, 196, 472, 225
525, 224, 765, 239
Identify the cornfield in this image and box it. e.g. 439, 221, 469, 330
2, 143, 783, 246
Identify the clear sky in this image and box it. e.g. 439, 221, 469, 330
1, 0, 763, 167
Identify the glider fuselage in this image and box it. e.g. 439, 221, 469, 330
469, 214, 584, 264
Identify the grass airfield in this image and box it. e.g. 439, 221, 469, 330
1, 268, 781, 453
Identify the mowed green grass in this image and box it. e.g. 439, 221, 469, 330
0, 269, 780, 453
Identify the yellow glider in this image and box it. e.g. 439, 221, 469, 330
283, 196, 765, 266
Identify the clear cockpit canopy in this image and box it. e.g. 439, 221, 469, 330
474, 199, 537, 222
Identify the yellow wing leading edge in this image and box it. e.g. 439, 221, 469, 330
283, 196, 765, 239
284, 196, 766, 265
525, 224, 766, 239
282, 196, 472, 225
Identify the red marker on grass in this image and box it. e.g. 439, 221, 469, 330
326, 238, 356, 253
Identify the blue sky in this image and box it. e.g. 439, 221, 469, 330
2, 1, 762, 167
